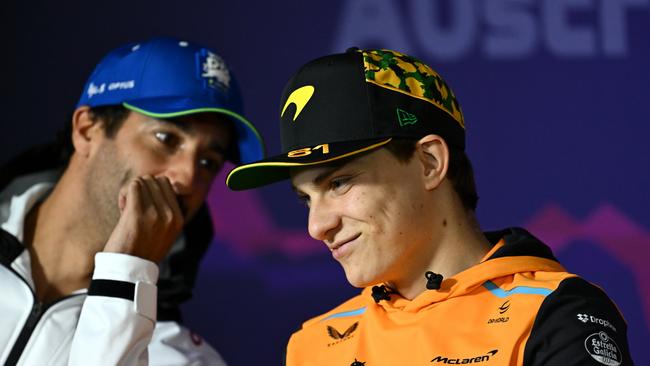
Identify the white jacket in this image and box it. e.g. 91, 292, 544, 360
0, 183, 227, 365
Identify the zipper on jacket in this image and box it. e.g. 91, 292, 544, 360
4, 301, 44, 366
2, 265, 82, 366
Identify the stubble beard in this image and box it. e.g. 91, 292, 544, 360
84, 141, 134, 245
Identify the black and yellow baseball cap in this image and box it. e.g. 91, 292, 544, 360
226, 48, 465, 190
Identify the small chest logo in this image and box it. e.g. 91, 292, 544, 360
327, 322, 358, 347
487, 300, 510, 324
499, 300, 510, 314
584, 331, 621, 365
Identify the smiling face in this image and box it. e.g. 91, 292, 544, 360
83, 109, 233, 236
290, 148, 440, 288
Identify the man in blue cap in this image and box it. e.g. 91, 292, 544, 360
0, 37, 264, 365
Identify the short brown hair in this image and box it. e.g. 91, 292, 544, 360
60, 105, 131, 163
384, 138, 479, 211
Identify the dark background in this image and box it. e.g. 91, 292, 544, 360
5, 0, 649, 364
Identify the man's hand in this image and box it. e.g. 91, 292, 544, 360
103, 176, 184, 263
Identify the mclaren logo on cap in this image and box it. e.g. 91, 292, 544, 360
281, 85, 315, 122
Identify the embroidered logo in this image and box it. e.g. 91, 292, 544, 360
488, 301, 510, 324
577, 313, 617, 332
199, 50, 230, 90
396, 108, 418, 127
327, 322, 358, 347
499, 300, 511, 314
584, 331, 621, 365
431, 350, 498, 364
87, 82, 106, 98
281, 85, 315, 122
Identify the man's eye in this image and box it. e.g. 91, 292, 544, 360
155, 131, 179, 147
199, 157, 223, 172
330, 176, 352, 191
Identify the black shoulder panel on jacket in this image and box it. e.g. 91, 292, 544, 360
485, 227, 558, 262
523, 276, 633, 365
0, 229, 24, 266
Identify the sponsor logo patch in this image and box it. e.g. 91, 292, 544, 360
281, 85, 315, 122
199, 50, 230, 90
87, 82, 105, 98
396, 108, 418, 127
499, 300, 510, 314
584, 331, 621, 365
86, 80, 135, 99
431, 350, 498, 364
577, 313, 617, 332
327, 322, 358, 347
488, 300, 510, 324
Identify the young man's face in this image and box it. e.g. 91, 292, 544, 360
85, 110, 232, 231
290, 148, 437, 289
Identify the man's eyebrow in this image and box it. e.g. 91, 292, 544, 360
207, 141, 228, 156
290, 167, 340, 194
159, 119, 191, 133
313, 167, 339, 186
158, 119, 228, 156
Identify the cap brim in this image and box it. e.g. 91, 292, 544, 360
123, 99, 264, 164
226, 138, 392, 190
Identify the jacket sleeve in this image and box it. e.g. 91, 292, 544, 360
523, 277, 633, 365
148, 321, 227, 366
69, 252, 159, 365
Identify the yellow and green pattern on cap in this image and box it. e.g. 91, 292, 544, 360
362, 49, 465, 129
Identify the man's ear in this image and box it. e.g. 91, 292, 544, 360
71, 106, 104, 158
415, 134, 450, 191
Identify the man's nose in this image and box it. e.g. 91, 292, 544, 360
307, 198, 341, 242
166, 153, 198, 195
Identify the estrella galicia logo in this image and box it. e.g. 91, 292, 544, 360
327, 322, 358, 347
584, 331, 621, 365
431, 350, 498, 364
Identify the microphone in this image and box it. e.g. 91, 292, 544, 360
425, 271, 443, 290
371, 285, 392, 303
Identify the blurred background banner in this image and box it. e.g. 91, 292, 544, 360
5, 0, 649, 364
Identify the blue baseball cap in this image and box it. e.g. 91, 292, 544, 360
77, 36, 264, 164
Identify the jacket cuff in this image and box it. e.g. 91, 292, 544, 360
93, 252, 159, 283
89, 252, 159, 322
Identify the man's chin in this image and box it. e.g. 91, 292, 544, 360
343, 269, 379, 289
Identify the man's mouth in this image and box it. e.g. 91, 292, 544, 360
329, 233, 361, 251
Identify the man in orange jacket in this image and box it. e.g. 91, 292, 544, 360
226, 48, 633, 365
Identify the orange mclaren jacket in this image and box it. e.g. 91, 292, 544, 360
286, 228, 632, 366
